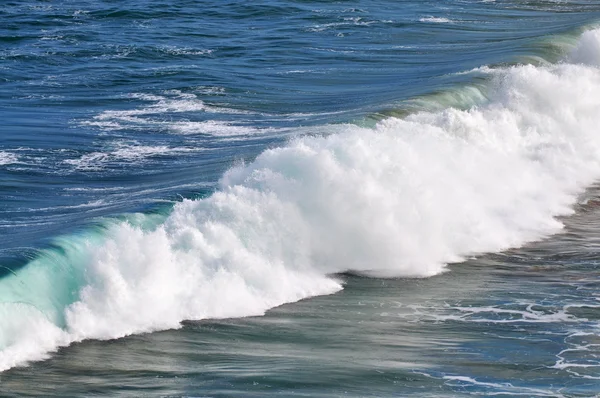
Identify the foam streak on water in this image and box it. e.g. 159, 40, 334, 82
2, 28, 600, 372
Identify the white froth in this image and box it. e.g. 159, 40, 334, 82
83, 91, 253, 134
96, 90, 250, 119
4, 28, 600, 371
441, 375, 561, 396
568, 28, 600, 65
64, 142, 197, 171
419, 16, 453, 24
0, 151, 18, 166
407, 303, 578, 324
0, 304, 70, 370
170, 120, 263, 136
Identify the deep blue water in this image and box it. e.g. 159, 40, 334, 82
2, 1, 600, 396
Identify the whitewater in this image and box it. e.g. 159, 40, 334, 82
2, 26, 600, 375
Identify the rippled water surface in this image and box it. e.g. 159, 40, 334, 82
2, 1, 600, 396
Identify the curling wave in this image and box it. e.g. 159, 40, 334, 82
3, 28, 600, 371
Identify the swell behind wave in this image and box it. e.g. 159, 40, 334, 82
3, 28, 600, 371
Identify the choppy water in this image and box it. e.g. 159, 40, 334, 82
2, 0, 600, 396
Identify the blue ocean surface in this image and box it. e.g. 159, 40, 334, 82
2, 0, 600, 396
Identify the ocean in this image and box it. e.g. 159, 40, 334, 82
2, 0, 600, 396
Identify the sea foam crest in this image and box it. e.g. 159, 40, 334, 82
3, 28, 600, 371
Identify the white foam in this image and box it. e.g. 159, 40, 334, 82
407, 303, 578, 324
64, 142, 198, 171
442, 375, 564, 397
84, 91, 253, 134
35, 200, 107, 212
419, 16, 453, 24
568, 28, 600, 65
0, 151, 18, 166
4, 28, 600, 371
0, 304, 70, 371
551, 327, 600, 379
169, 120, 264, 137
94, 91, 250, 120
306, 16, 388, 32
82, 118, 265, 138
158, 46, 213, 56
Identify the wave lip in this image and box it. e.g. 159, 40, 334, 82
4, 27, 600, 372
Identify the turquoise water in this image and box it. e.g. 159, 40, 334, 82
2, 1, 600, 396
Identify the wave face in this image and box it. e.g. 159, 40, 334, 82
3, 28, 600, 372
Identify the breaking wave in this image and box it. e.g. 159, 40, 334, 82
3, 27, 600, 371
